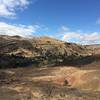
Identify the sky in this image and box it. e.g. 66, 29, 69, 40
0, 0, 100, 44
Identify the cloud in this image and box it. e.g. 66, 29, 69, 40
58, 26, 69, 34
0, 22, 39, 37
59, 26, 100, 44
63, 32, 100, 44
62, 32, 80, 40
96, 18, 100, 24
0, 0, 30, 18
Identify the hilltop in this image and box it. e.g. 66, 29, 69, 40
0, 35, 87, 56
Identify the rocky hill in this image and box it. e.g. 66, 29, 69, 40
85, 44, 100, 55
0, 35, 87, 56
0, 35, 89, 68
0, 35, 100, 100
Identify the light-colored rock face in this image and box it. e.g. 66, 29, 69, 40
86, 44, 100, 55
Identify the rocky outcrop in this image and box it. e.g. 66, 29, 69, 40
0, 35, 89, 68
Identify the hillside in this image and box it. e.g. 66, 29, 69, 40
0, 35, 89, 68
0, 35, 100, 100
85, 44, 100, 55
0, 35, 87, 56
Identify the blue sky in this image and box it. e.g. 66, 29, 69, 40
0, 0, 100, 44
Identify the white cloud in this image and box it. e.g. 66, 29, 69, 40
62, 32, 100, 44
0, 0, 30, 18
96, 18, 100, 24
59, 26, 100, 44
60, 26, 69, 32
0, 22, 38, 37
62, 32, 80, 40
58, 26, 69, 34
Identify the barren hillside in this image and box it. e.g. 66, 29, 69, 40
0, 35, 89, 68
0, 35, 87, 56
0, 35, 100, 100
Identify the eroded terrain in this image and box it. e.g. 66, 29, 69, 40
0, 64, 100, 100
0, 35, 100, 100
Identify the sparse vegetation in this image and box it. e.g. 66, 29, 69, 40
0, 35, 100, 100
0, 35, 89, 68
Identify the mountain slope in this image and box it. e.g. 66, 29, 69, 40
0, 35, 88, 56
0, 35, 100, 68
